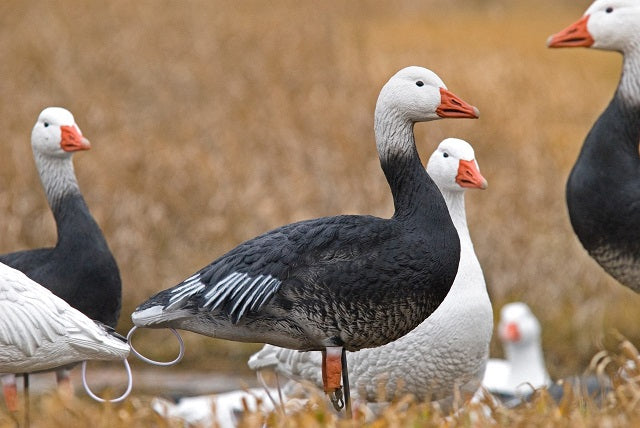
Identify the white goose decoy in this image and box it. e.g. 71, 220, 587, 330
547, 0, 640, 292
248, 138, 492, 412
481, 302, 551, 400
0, 262, 131, 411
130, 66, 480, 414
151, 387, 292, 428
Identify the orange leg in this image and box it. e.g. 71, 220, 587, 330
322, 347, 343, 393
56, 369, 74, 399
1, 374, 18, 412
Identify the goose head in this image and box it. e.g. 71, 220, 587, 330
497, 302, 541, 347
375, 66, 479, 124
547, 0, 640, 53
426, 138, 488, 193
31, 107, 90, 159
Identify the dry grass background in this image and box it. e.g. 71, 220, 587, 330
1, 0, 640, 425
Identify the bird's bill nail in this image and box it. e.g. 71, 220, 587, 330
60, 125, 91, 152
547, 15, 594, 48
436, 88, 480, 119
456, 159, 488, 189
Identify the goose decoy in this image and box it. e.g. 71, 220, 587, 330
482, 302, 551, 402
547, 0, 640, 292
248, 138, 492, 413
130, 66, 479, 414
482, 302, 609, 407
0, 262, 131, 414
0, 107, 122, 411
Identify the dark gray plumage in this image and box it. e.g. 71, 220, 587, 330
132, 66, 479, 356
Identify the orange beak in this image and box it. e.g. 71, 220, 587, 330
60, 125, 91, 152
500, 322, 521, 343
436, 88, 480, 119
456, 159, 487, 189
547, 15, 594, 48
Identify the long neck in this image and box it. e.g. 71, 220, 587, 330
618, 48, 640, 108
34, 152, 81, 211
505, 339, 550, 388
33, 151, 93, 245
441, 190, 470, 244
374, 111, 442, 220
577, 53, 640, 170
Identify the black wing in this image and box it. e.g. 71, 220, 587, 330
139, 214, 396, 323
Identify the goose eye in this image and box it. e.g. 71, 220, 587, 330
443, 152, 449, 158
606, 7, 613, 13
416, 81, 424, 87
44, 122, 49, 128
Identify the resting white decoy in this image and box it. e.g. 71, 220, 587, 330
151, 387, 298, 428
481, 302, 551, 400
482, 302, 611, 407
0, 262, 130, 412
248, 138, 492, 412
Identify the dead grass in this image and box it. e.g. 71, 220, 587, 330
1, 0, 640, 424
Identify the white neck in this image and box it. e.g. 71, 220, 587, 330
505, 338, 550, 391
33, 151, 80, 210
374, 108, 416, 162
440, 190, 470, 244
619, 49, 640, 106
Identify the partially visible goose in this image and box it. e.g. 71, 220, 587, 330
249, 138, 492, 412
482, 302, 610, 407
482, 302, 551, 401
547, 0, 640, 292
0, 262, 130, 411
131, 66, 480, 413
0, 107, 122, 410
151, 387, 291, 428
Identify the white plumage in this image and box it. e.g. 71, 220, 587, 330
0, 262, 129, 374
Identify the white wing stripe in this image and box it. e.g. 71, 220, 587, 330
168, 275, 205, 303
250, 278, 280, 311
202, 273, 248, 308
196, 271, 281, 321
229, 275, 269, 316
168, 282, 204, 304
203, 272, 242, 300
232, 276, 276, 320
228, 275, 263, 302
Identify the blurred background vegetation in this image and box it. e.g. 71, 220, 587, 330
0, 0, 637, 390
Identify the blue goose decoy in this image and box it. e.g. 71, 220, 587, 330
130, 66, 479, 414
548, 0, 640, 292
248, 138, 492, 413
0, 107, 122, 412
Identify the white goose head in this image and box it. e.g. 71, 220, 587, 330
497, 302, 541, 347
426, 138, 488, 193
547, 0, 640, 53
375, 66, 479, 124
31, 107, 90, 159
